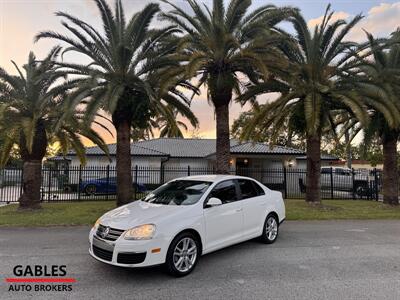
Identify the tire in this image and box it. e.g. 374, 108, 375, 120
165, 232, 200, 277
84, 184, 97, 196
259, 214, 279, 244
354, 183, 369, 198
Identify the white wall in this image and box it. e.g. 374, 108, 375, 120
164, 158, 209, 168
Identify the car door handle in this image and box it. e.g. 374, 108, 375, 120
236, 208, 243, 212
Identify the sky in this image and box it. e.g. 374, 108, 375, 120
1, 0, 400, 144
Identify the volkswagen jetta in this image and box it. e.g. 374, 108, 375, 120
89, 175, 285, 276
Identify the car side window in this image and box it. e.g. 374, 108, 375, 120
251, 181, 265, 196
335, 168, 351, 176
208, 180, 238, 204
238, 179, 258, 199
321, 168, 331, 174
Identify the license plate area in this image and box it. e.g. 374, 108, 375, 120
93, 235, 115, 251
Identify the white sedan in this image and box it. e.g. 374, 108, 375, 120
89, 175, 285, 276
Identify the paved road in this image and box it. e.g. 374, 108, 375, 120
1, 220, 400, 300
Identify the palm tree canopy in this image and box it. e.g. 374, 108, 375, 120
238, 5, 399, 142
0, 48, 109, 166
35, 0, 196, 126
336, 29, 400, 145
131, 103, 198, 141
160, 0, 296, 106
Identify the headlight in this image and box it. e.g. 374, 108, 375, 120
123, 224, 156, 240
93, 218, 101, 230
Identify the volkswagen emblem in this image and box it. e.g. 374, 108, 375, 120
100, 226, 110, 239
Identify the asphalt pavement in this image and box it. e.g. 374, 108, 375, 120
1, 220, 400, 300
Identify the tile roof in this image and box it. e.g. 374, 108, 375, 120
229, 142, 304, 155
66, 138, 307, 158
68, 143, 168, 157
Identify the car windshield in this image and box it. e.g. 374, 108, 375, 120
142, 180, 212, 206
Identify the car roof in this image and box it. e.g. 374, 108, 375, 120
173, 174, 256, 183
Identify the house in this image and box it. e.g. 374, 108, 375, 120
60, 138, 337, 170
49, 138, 339, 193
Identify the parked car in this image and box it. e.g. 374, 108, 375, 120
80, 177, 146, 195
299, 167, 373, 197
89, 175, 285, 276
320, 167, 372, 196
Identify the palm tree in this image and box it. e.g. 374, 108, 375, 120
337, 31, 400, 205
161, 0, 296, 173
231, 104, 305, 148
36, 0, 197, 206
156, 105, 198, 138
0, 48, 108, 209
238, 6, 397, 203
131, 104, 198, 140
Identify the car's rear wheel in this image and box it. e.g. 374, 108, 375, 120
259, 214, 279, 244
354, 183, 369, 198
84, 184, 97, 196
165, 232, 200, 277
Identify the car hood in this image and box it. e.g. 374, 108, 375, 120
99, 200, 193, 230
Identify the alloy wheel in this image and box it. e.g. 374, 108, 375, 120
173, 237, 197, 273
265, 216, 278, 241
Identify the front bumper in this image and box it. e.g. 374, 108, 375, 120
88, 228, 170, 268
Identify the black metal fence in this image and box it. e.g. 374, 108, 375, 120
0, 165, 382, 203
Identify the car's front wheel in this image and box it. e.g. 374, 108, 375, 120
84, 184, 97, 196
165, 232, 200, 277
259, 214, 279, 244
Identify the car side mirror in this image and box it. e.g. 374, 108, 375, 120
206, 197, 222, 207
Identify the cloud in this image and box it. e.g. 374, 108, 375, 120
307, 2, 400, 42
307, 11, 351, 28
349, 2, 400, 41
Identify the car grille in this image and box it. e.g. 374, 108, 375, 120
92, 245, 113, 261
96, 224, 125, 241
117, 252, 146, 264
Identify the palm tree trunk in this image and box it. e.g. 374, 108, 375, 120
306, 134, 321, 203
115, 118, 133, 206
382, 132, 399, 205
215, 104, 230, 174
18, 124, 47, 210
18, 160, 42, 209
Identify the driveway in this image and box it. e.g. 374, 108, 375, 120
1, 220, 400, 299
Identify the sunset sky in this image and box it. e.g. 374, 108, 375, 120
1, 0, 399, 145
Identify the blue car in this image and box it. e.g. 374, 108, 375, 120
80, 177, 146, 196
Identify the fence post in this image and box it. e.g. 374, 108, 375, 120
351, 168, 355, 200
187, 165, 191, 176
47, 166, 52, 202
19, 166, 24, 200
106, 165, 110, 201
78, 165, 82, 201
374, 168, 378, 201
283, 166, 288, 199
330, 167, 334, 199
160, 164, 164, 184
40, 167, 45, 202
133, 165, 138, 200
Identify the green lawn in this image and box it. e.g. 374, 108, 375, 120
0, 199, 399, 227
286, 199, 400, 220
0, 201, 115, 227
